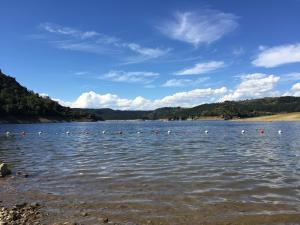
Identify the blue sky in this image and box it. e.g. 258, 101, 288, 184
1, 0, 300, 109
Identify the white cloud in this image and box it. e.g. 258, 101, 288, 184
159, 10, 238, 46
101, 71, 159, 84
59, 87, 227, 110
292, 83, 300, 92
175, 61, 224, 75
252, 43, 300, 68
284, 83, 300, 96
51, 74, 287, 110
162, 77, 209, 87
220, 73, 280, 101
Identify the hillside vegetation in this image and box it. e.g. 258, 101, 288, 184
0, 70, 103, 123
80, 97, 300, 120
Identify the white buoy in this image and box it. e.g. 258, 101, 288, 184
167, 130, 171, 134
102, 130, 106, 134
66, 131, 70, 135
5, 131, 10, 136
241, 130, 245, 134
278, 130, 282, 135
137, 131, 141, 134
38, 131, 42, 135
205, 130, 209, 134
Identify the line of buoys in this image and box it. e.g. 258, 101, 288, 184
2, 129, 286, 137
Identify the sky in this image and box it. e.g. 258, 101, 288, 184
1, 0, 300, 110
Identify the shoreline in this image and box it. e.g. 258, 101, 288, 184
1, 112, 300, 124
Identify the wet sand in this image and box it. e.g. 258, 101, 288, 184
234, 112, 300, 122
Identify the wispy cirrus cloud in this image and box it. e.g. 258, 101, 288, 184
281, 72, 300, 81
162, 77, 209, 87
41, 23, 100, 39
252, 43, 300, 68
37, 23, 169, 61
125, 43, 170, 58
159, 9, 238, 47
101, 70, 159, 84
175, 61, 224, 75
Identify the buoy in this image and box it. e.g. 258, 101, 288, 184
205, 130, 208, 134
21, 131, 26, 136
167, 130, 171, 134
241, 130, 245, 134
102, 130, 106, 134
66, 131, 70, 135
38, 131, 42, 135
278, 130, 282, 134
118, 131, 123, 134
5, 131, 10, 136
259, 129, 264, 134
137, 131, 141, 134
155, 130, 160, 134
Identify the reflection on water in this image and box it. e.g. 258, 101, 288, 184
0, 121, 300, 224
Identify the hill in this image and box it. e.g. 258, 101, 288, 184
0, 70, 103, 123
1, 69, 300, 123
80, 97, 300, 121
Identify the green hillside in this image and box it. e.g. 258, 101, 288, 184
80, 97, 300, 120
0, 70, 103, 123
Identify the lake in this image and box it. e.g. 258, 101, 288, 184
0, 121, 300, 224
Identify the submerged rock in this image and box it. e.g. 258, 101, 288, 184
0, 163, 11, 178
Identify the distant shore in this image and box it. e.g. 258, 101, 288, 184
1, 112, 300, 124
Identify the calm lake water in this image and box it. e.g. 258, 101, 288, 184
1, 121, 300, 224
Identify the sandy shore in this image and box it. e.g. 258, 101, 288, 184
233, 112, 300, 122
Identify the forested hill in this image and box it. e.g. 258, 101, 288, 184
0, 70, 102, 123
1, 69, 300, 122
76, 96, 300, 121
